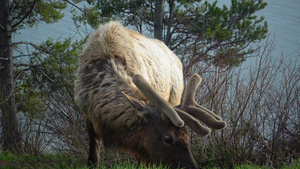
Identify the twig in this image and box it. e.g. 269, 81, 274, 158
65, 0, 86, 14
13, 41, 51, 54
12, 0, 37, 28
0, 57, 9, 60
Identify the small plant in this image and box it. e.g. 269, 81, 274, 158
234, 164, 271, 169
281, 159, 300, 169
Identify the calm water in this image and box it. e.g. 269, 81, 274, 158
259, 0, 300, 58
14, 0, 300, 64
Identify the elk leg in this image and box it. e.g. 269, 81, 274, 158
86, 119, 101, 168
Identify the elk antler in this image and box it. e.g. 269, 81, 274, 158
176, 74, 227, 135
132, 74, 185, 127
132, 74, 226, 135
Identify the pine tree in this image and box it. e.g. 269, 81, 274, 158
74, 0, 268, 73
0, 0, 68, 153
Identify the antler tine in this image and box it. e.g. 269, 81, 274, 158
175, 107, 211, 136
183, 74, 222, 121
132, 74, 184, 128
180, 74, 227, 130
182, 74, 202, 106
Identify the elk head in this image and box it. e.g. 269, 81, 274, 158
123, 74, 227, 169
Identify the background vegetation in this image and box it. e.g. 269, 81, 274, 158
0, 0, 299, 168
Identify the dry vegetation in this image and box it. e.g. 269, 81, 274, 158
7, 37, 300, 168
190, 38, 300, 168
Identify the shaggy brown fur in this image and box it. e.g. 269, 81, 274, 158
74, 21, 226, 169
75, 58, 195, 168
74, 21, 195, 168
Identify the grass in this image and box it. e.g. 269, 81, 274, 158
0, 151, 85, 169
0, 151, 167, 169
0, 151, 299, 169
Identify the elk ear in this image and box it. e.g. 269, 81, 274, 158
122, 91, 149, 119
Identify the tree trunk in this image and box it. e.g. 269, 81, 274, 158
0, 0, 22, 154
154, 0, 164, 40
165, 0, 174, 46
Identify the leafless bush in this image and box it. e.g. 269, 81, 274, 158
12, 43, 89, 160
41, 97, 87, 156
18, 115, 50, 154
189, 37, 300, 167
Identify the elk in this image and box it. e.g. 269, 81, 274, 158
74, 21, 226, 169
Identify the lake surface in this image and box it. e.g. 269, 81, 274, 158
258, 0, 300, 59
14, 0, 300, 65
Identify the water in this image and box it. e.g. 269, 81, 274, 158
259, 0, 300, 58
13, 5, 90, 44
14, 0, 300, 64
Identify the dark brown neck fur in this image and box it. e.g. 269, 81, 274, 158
86, 59, 151, 160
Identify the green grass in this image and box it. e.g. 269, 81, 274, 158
0, 151, 167, 169
0, 151, 299, 169
281, 159, 300, 169
234, 164, 271, 169
0, 151, 85, 169
233, 160, 300, 169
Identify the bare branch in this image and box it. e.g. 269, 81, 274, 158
12, 0, 37, 28
13, 41, 50, 54
65, 0, 86, 14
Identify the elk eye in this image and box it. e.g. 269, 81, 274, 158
163, 135, 173, 145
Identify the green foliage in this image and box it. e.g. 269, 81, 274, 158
11, 0, 67, 29
72, 0, 268, 70
15, 37, 87, 118
73, 0, 146, 28
35, 1, 66, 23
173, 0, 268, 68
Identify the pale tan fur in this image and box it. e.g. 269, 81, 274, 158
78, 21, 183, 106
74, 21, 185, 141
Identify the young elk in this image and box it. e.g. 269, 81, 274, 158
74, 21, 226, 169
